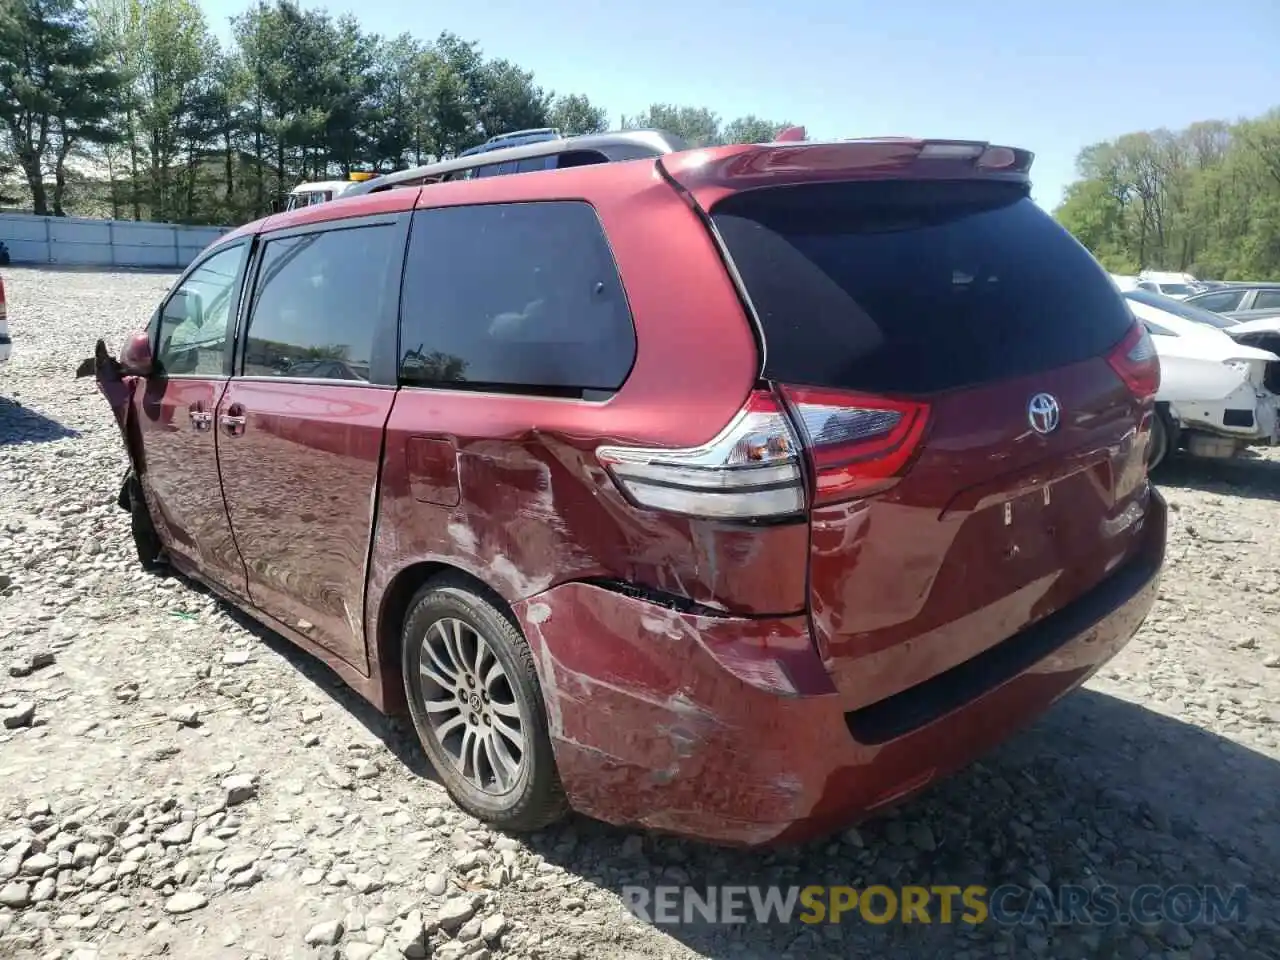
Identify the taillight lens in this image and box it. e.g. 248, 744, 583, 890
1107, 321, 1160, 402
598, 386, 932, 519
0, 276, 6, 323
596, 391, 805, 521
781, 385, 931, 504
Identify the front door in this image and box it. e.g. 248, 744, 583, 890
215, 217, 405, 671
135, 241, 251, 595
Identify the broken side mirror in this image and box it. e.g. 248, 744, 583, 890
120, 332, 154, 377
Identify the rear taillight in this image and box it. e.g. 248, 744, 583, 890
780, 386, 931, 504
596, 391, 805, 521
0, 276, 6, 322
1107, 321, 1160, 402
597, 386, 932, 520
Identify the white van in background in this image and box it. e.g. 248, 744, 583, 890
280, 172, 377, 212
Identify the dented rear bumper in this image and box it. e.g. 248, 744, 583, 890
512, 490, 1166, 847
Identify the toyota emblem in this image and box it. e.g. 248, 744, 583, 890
1027, 393, 1061, 435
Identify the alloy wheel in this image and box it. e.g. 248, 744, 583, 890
416, 617, 527, 794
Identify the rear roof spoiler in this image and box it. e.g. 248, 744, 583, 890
661, 138, 1034, 196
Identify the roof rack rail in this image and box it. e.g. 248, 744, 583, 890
344, 129, 689, 197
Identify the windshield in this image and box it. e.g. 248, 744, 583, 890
1157, 283, 1194, 296
1123, 288, 1238, 329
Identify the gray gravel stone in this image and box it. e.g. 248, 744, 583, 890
21, 852, 55, 875
390, 910, 427, 958
2, 701, 36, 729
305, 919, 345, 945
221, 774, 257, 806
0, 881, 30, 908
436, 895, 476, 932
479, 912, 507, 943
157, 822, 194, 845
163, 891, 208, 914
423, 872, 448, 896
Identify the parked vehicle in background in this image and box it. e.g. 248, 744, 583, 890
280, 171, 377, 212
1136, 270, 1205, 299
1123, 290, 1280, 467
457, 127, 562, 158
0, 273, 9, 363
1125, 288, 1280, 391
83, 135, 1167, 847
1184, 282, 1280, 323
1126, 288, 1241, 331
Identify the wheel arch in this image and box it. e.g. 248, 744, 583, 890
371, 560, 520, 716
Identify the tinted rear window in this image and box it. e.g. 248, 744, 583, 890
712, 181, 1133, 394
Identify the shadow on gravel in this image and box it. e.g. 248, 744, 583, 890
145, 571, 1280, 958
516, 690, 1280, 959
0, 395, 80, 446
1155, 452, 1280, 504
159, 569, 440, 786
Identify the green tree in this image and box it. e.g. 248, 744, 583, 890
1055, 109, 1280, 280
367, 33, 421, 170
622, 103, 721, 146
548, 93, 606, 136
721, 115, 791, 144
137, 0, 218, 220
6, 3, 798, 223
87, 0, 143, 217
475, 58, 550, 142
0, 0, 122, 215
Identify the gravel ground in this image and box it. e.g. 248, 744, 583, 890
2, 265, 1280, 960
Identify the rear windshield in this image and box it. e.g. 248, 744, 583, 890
712, 180, 1134, 395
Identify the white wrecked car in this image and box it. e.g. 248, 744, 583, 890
1122, 290, 1280, 468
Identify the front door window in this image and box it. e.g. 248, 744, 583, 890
157, 244, 246, 376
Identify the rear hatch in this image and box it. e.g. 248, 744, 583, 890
685, 156, 1156, 706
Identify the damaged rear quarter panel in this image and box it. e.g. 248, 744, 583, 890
512, 581, 838, 842
362, 164, 811, 670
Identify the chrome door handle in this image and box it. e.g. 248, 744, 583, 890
189, 410, 213, 430
220, 414, 246, 434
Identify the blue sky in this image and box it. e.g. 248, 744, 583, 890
202, 0, 1280, 211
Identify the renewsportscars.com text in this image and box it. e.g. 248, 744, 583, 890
622, 883, 1249, 927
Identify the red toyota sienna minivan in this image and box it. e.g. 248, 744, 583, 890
89, 135, 1166, 847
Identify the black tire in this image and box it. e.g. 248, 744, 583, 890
1147, 405, 1177, 471
124, 469, 164, 568
401, 575, 569, 832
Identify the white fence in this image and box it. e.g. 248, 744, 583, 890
0, 213, 230, 269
